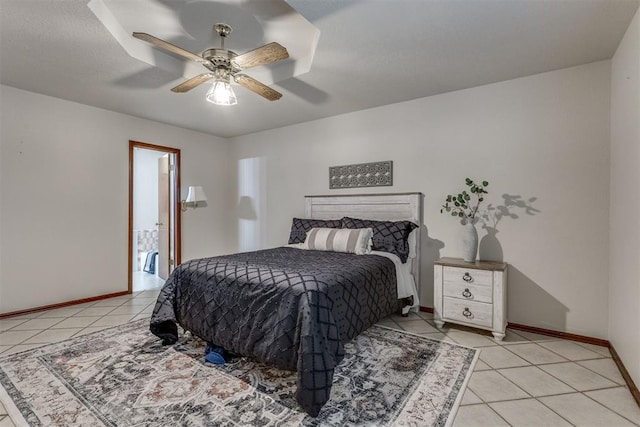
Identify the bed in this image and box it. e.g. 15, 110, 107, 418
150, 193, 423, 416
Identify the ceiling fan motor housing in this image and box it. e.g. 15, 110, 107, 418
202, 48, 239, 73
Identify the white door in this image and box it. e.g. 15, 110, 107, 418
157, 154, 170, 280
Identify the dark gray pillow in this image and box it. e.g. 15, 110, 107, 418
341, 217, 418, 263
288, 218, 342, 244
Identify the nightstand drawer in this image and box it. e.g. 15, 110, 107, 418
444, 266, 493, 287
443, 282, 492, 303
443, 297, 493, 328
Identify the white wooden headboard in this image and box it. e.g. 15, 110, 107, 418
305, 192, 424, 291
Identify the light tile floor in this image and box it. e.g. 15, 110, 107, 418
0, 292, 638, 426
132, 270, 165, 292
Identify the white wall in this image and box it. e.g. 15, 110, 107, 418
609, 9, 640, 386
230, 61, 612, 338
0, 85, 232, 313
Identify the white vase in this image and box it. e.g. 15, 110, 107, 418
461, 222, 478, 262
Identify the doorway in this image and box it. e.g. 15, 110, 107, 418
128, 141, 181, 293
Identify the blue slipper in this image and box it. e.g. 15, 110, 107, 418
205, 344, 226, 365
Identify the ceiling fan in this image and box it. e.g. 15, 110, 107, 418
132, 23, 289, 105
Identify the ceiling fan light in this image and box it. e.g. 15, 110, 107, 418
206, 79, 237, 106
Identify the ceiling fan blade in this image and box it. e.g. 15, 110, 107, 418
235, 74, 283, 101
132, 32, 204, 63
233, 42, 289, 69
170, 74, 212, 93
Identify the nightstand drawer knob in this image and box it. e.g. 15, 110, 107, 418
463, 307, 474, 318
462, 288, 472, 298
463, 272, 473, 282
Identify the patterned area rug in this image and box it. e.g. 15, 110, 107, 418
0, 320, 477, 426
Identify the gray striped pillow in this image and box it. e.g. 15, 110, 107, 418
304, 228, 373, 255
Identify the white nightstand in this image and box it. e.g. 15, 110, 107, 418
433, 257, 508, 341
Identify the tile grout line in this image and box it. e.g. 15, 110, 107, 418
473, 366, 579, 426
576, 362, 627, 386
533, 392, 611, 427
494, 366, 577, 397
485, 402, 515, 427
535, 361, 620, 393
529, 395, 578, 426
579, 391, 640, 426
477, 347, 531, 370
534, 341, 609, 364
495, 367, 584, 398
490, 398, 577, 427
500, 340, 569, 361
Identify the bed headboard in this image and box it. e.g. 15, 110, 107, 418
304, 192, 424, 291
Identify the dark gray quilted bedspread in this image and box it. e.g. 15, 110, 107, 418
149, 247, 398, 416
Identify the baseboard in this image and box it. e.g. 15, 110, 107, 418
419, 306, 606, 347
0, 291, 131, 319
609, 345, 640, 408
506, 322, 610, 348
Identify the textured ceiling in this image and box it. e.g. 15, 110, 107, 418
1, 0, 638, 138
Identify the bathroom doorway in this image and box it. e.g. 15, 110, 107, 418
128, 141, 181, 292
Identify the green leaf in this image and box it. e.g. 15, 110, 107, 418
479, 197, 484, 202
458, 212, 464, 217
482, 181, 489, 186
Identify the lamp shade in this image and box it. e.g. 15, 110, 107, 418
206, 79, 237, 106
185, 186, 207, 203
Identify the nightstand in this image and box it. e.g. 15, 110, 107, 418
433, 257, 508, 341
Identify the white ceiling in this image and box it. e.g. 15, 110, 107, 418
1, 0, 638, 139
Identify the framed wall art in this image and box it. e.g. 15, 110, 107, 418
329, 161, 393, 189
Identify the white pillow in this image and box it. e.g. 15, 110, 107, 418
408, 228, 418, 259
304, 228, 373, 255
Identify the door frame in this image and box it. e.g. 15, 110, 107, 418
128, 140, 181, 293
